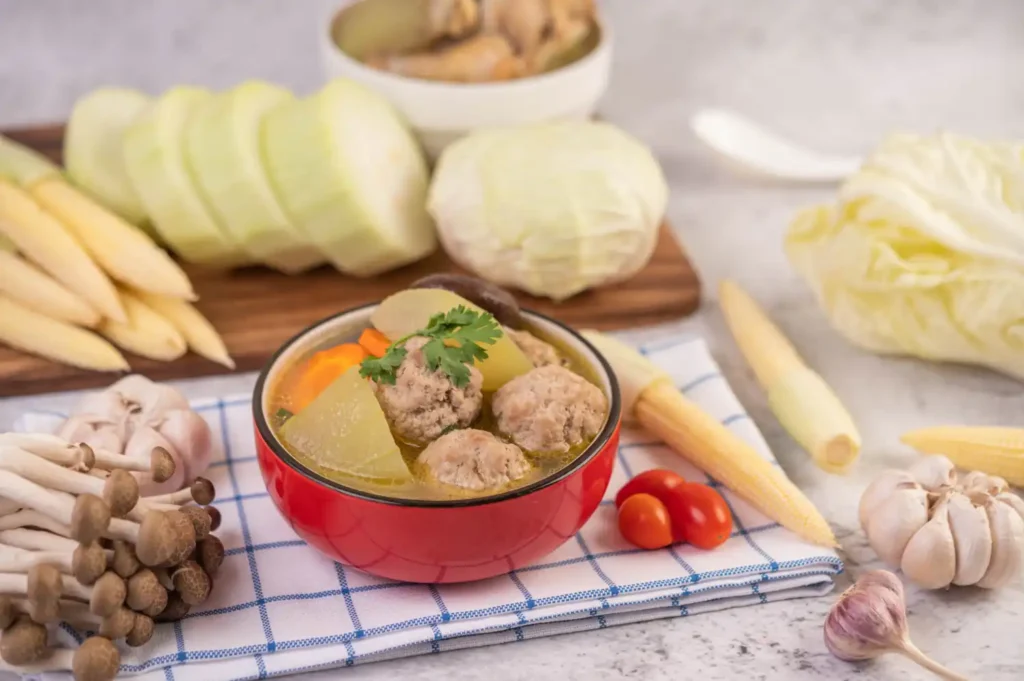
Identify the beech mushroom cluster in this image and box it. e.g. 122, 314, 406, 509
0, 429, 226, 681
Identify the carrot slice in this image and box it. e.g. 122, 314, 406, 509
291, 343, 369, 412
358, 327, 392, 358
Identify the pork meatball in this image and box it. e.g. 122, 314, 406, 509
507, 329, 568, 368
492, 365, 607, 452
418, 428, 530, 491
373, 336, 483, 443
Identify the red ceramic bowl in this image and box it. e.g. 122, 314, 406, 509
253, 304, 621, 584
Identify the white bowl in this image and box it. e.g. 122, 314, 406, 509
319, 1, 613, 160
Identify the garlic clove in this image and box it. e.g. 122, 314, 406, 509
858, 470, 917, 532
976, 496, 1024, 589
995, 492, 1024, 523
57, 416, 124, 456
74, 389, 130, 424
866, 484, 930, 568
906, 455, 956, 491
108, 375, 190, 426
156, 410, 216, 484
124, 427, 186, 496
900, 492, 956, 589
960, 470, 1009, 496
946, 490, 992, 586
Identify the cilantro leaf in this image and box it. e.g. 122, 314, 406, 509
359, 345, 407, 384
358, 305, 501, 387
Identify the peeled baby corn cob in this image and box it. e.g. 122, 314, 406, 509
901, 426, 1024, 487
0, 134, 60, 186
582, 330, 837, 547
99, 289, 187, 361
718, 279, 860, 474
0, 179, 126, 322
0, 295, 128, 372
31, 177, 196, 300
134, 290, 234, 368
0, 249, 101, 327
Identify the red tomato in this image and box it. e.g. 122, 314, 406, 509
663, 483, 733, 550
617, 493, 674, 549
614, 469, 687, 508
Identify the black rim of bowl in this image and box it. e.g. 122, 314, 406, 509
252, 303, 622, 508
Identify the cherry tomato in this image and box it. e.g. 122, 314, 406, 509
663, 483, 733, 550
614, 469, 687, 508
617, 493, 673, 549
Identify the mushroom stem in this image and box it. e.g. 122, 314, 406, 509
0, 434, 94, 472
0, 542, 111, 585
85, 443, 176, 483
0, 509, 73, 537
0, 447, 138, 517
0, 570, 125, 617
143, 477, 215, 506
0, 471, 110, 543
0, 528, 77, 553
125, 500, 178, 523
52, 600, 136, 639
0, 636, 121, 681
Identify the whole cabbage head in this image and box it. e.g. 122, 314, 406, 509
786, 132, 1024, 380
427, 121, 668, 301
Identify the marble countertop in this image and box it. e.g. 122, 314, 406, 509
2, 0, 1024, 679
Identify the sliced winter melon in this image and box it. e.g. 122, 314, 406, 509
64, 87, 153, 228
262, 78, 437, 277
123, 87, 249, 267
370, 288, 533, 391
184, 81, 325, 274
279, 365, 411, 481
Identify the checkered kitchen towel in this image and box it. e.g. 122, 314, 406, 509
15, 337, 842, 681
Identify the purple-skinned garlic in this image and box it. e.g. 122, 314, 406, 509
824, 569, 969, 680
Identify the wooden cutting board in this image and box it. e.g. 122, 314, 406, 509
0, 124, 701, 398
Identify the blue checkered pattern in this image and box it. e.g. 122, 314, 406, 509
16, 337, 842, 681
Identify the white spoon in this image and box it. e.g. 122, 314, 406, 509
691, 108, 863, 182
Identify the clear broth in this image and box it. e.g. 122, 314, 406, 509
268, 323, 606, 501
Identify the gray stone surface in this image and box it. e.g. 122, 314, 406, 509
2, 0, 1024, 679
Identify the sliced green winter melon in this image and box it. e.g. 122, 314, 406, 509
184, 81, 325, 274
262, 78, 437, 277
122, 87, 249, 267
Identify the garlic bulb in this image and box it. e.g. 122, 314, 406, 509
56, 375, 215, 495
860, 455, 1024, 590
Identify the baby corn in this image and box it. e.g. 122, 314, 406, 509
0, 179, 125, 323
0, 295, 128, 372
0, 249, 101, 327
718, 279, 860, 474
99, 289, 187, 361
901, 426, 1024, 487
134, 291, 234, 368
31, 177, 196, 300
583, 330, 837, 547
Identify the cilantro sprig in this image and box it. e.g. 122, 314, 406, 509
359, 306, 501, 387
